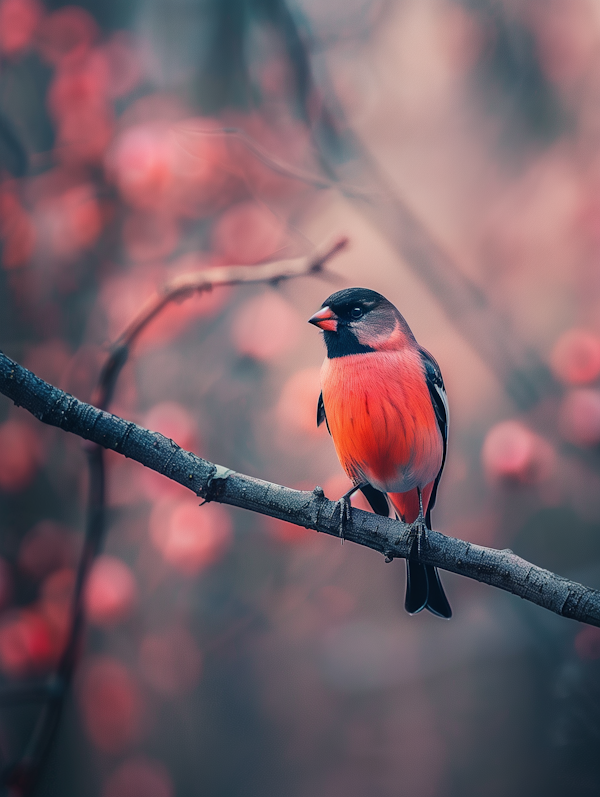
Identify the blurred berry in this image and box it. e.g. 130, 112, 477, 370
212, 201, 286, 265
0, 610, 53, 677
559, 388, 600, 446
102, 32, 142, 99
231, 291, 302, 361
0, 420, 45, 493
0, 0, 42, 57
482, 420, 556, 484
108, 124, 175, 211
84, 556, 137, 627
550, 328, 600, 385
36, 184, 103, 258
77, 657, 143, 753
39, 567, 74, 655
0, 190, 35, 270
122, 211, 179, 262
37, 6, 98, 67
149, 500, 232, 575
276, 368, 324, 436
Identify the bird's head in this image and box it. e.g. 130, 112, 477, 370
308, 287, 415, 358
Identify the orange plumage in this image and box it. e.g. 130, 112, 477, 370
321, 350, 442, 522
309, 288, 451, 618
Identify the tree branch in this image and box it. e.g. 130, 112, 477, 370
1, 350, 599, 627
0, 241, 348, 795
95, 238, 347, 409
186, 124, 559, 411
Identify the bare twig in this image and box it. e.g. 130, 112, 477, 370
0, 241, 347, 795
96, 238, 348, 410
174, 124, 340, 192
1, 350, 599, 628
176, 123, 559, 411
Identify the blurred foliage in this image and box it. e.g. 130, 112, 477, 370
2, 0, 600, 796
461, 0, 568, 150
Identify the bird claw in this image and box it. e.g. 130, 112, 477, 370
407, 490, 427, 561
407, 516, 427, 561
335, 481, 367, 541
336, 494, 352, 540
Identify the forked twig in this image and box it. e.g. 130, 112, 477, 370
95, 238, 348, 410
0, 239, 347, 796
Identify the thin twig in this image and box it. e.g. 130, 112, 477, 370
95, 238, 348, 410
1, 350, 599, 628
174, 124, 341, 192
174, 123, 559, 411
0, 241, 346, 795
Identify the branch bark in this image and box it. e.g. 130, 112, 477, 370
1, 350, 599, 627
0, 242, 349, 795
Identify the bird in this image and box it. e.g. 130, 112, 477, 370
308, 287, 451, 618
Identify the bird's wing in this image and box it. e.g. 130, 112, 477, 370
317, 392, 330, 433
419, 347, 448, 523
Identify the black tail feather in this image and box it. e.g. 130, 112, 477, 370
405, 558, 429, 614
422, 564, 452, 618
405, 560, 452, 618
405, 537, 452, 619
358, 484, 452, 619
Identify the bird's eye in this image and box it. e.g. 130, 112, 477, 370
350, 307, 363, 319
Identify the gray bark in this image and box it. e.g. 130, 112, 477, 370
1, 349, 598, 626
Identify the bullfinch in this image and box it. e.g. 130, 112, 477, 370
309, 287, 451, 618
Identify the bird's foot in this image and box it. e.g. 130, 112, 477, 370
407, 514, 428, 561
335, 481, 368, 540
407, 489, 427, 561
336, 494, 351, 541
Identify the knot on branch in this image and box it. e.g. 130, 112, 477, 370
308, 485, 328, 527
203, 463, 233, 503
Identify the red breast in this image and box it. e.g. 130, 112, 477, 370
321, 349, 443, 495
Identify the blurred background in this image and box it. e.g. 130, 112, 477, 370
2, 0, 600, 794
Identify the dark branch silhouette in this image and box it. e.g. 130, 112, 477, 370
178, 123, 560, 413
1, 349, 599, 629
198, 0, 566, 415
0, 240, 347, 795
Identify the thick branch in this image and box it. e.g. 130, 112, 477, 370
1, 350, 599, 627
